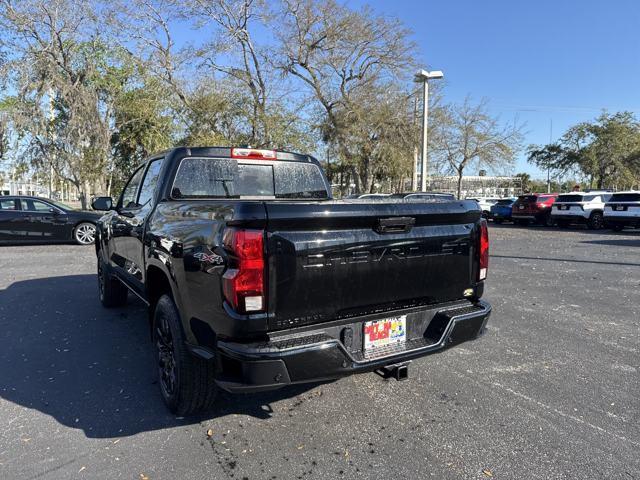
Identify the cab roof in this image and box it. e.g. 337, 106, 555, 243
148, 146, 319, 165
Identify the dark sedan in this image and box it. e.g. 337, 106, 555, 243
0, 196, 102, 245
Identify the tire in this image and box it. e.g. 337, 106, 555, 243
587, 211, 604, 230
98, 257, 128, 308
154, 295, 218, 415
541, 213, 555, 227
74, 222, 96, 245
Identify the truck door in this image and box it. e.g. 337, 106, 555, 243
107, 165, 145, 292
129, 158, 164, 284
106, 159, 164, 295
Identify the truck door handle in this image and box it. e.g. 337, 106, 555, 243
375, 217, 415, 234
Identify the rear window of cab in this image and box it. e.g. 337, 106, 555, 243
171, 157, 329, 200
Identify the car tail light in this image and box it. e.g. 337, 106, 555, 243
222, 228, 265, 313
231, 148, 276, 160
478, 220, 489, 281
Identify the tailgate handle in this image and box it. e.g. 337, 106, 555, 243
375, 216, 415, 234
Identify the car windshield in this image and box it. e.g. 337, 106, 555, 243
495, 199, 514, 206
171, 157, 329, 199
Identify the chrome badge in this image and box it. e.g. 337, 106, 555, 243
193, 251, 224, 265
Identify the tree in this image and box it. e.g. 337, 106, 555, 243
514, 172, 531, 193
528, 112, 640, 190
432, 98, 523, 199
324, 85, 418, 193
120, 0, 312, 152
526, 143, 579, 179
110, 75, 175, 194
567, 112, 640, 189
0, 0, 117, 207
277, 0, 416, 193
185, 0, 273, 145
0, 104, 8, 160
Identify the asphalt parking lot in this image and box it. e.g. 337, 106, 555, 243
1, 225, 639, 480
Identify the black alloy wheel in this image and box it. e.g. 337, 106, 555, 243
588, 211, 604, 230
156, 311, 178, 399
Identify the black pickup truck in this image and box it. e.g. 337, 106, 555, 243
92, 147, 491, 415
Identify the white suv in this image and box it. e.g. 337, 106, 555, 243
604, 191, 640, 231
551, 191, 612, 229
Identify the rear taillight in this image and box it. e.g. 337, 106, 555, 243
478, 220, 489, 281
222, 228, 265, 314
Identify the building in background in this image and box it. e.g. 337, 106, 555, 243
0, 174, 80, 204
427, 175, 523, 198
0, 179, 48, 197
332, 175, 523, 198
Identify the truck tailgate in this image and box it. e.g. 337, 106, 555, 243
264, 200, 481, 330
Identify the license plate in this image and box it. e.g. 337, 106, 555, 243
616, 206, 624, 211
519, 205, 525, 210
363, 316, 406, 350
560, 205, 569, 210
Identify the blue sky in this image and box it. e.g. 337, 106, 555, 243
348, 0, 640, 177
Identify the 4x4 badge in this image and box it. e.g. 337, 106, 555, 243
193, 251, 224, 265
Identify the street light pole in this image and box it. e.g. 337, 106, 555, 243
548, 119, 553, 194
420, 79, 429, 191
411, 96, 419, 190
414, 69, 443, 192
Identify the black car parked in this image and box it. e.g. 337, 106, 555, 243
0, 196, 102, 245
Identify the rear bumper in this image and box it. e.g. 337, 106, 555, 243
512, 211, 549, 222
208, 300, 491, 393
511, 213, 536, 220
605, 216, 640, 227
551, 213, 588, 223
490, 210, 511, 219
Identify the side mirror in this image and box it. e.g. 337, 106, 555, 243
92, 196, 114, 211
48, 207, 60, 215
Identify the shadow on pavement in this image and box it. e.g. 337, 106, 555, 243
581, 238, 640, 247
489, 222, 586, 232
489, 222, 640, 236
491, 254, 640, 267
0, 274, 317, 438
0, 240, 79, 246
